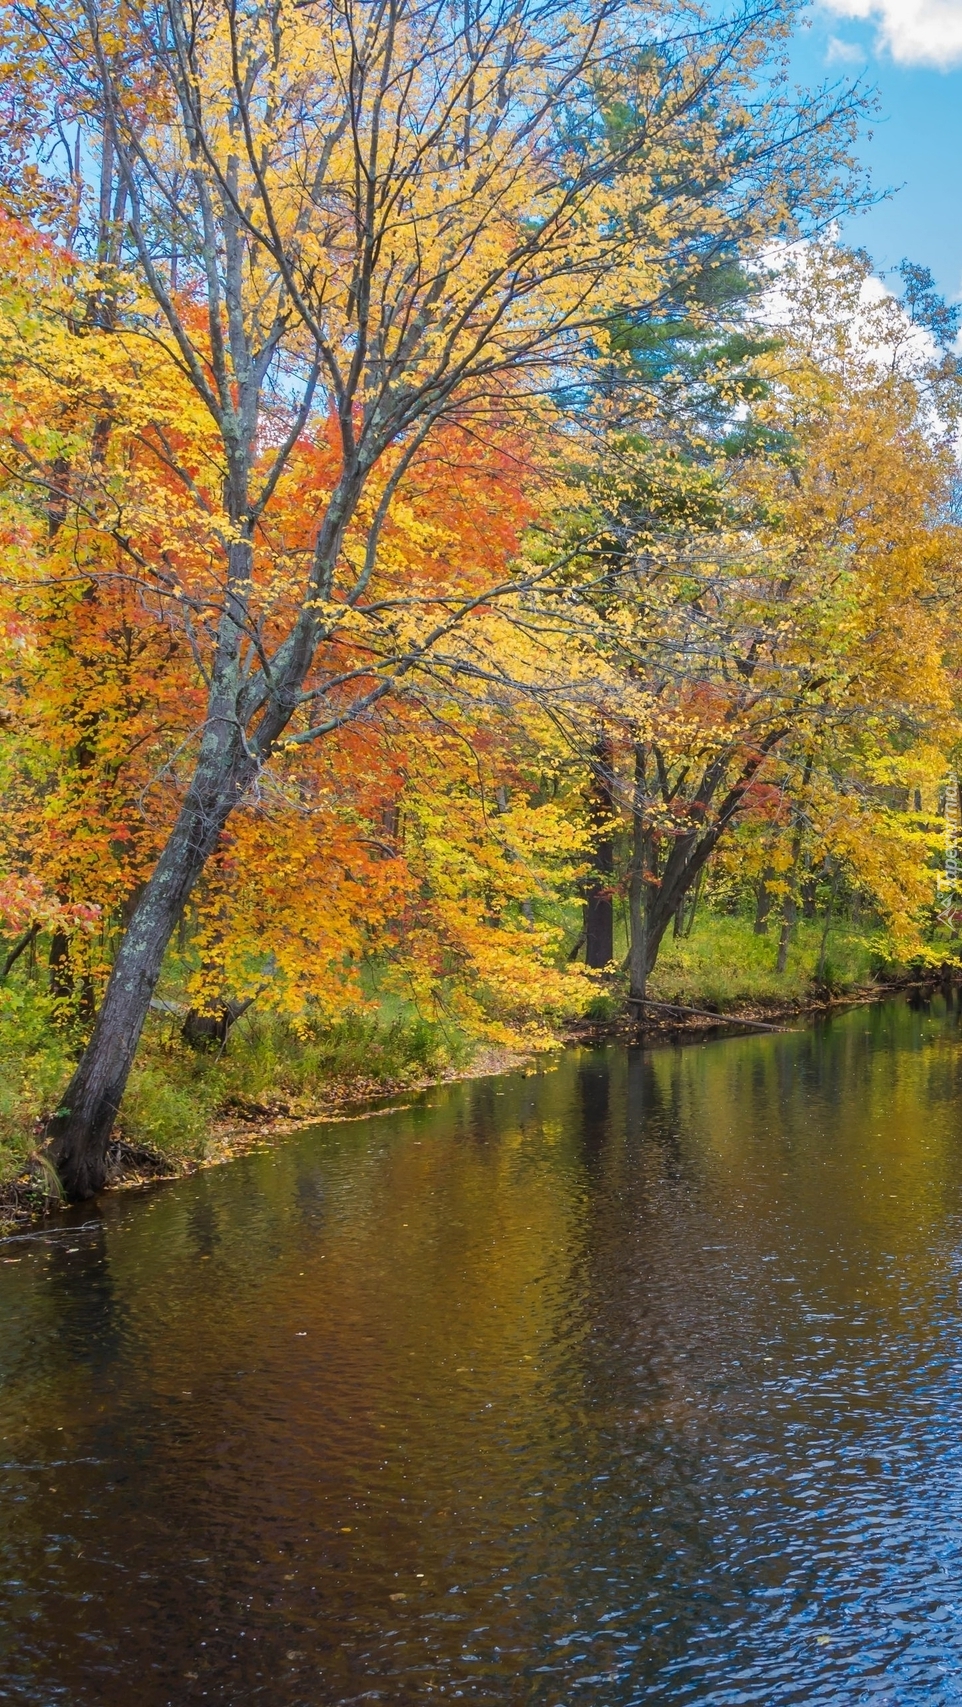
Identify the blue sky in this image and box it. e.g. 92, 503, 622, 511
788, 3, 962, 299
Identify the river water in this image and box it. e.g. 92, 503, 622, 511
4, 997, 962, 1704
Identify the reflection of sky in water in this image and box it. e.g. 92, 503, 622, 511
3, 996, 962, 1702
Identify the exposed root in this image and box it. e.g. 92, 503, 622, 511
103, 1137, 175, 1185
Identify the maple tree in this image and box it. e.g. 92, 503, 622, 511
0, 270, 581, 1023
0, 0, 868, 1197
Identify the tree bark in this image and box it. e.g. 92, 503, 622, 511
48, 928, 72, 1003
585, 890, 614, 968
584, 733, 615, 968
44, 733, 251, 1197
754, 867, 775, 934
628, 744, 651, 1001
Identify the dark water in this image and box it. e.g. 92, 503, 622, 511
5, 1000, 962, 1703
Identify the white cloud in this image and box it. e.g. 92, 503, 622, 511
825, 33, 867, 61
819, 0, 962, 67
756, 238, 941, 372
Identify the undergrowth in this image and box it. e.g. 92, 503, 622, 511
0, 984, 464, 1185
0, 907, 921, 1191
648, 914, 883, 1009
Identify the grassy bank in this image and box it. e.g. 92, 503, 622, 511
648, 914, 882, 1009
0, 989, 470, 1196
0, 908, 925, 1203
580, 912, 905, 1025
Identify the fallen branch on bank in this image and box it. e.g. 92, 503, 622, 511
626, 996, 793, 1034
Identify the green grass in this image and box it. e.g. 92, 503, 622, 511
0, 907, 914, 1192
0, 983, 465, 1188
0, 983, 76, 1186
121, 1006, 460, 1163
646, 911, 882, 1010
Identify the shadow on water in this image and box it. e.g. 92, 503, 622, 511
6, 997, 962, 1702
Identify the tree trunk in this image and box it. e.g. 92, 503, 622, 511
626, 744, 696, 999
48, 928, 72, 1003
44, 753, 248, 1198
1, 921, 40, 980
754, 867, 774, 934
584, 733, 615, 968
775, 756, 812, 976
628, 745, 651, 1001
683, 867, 704, 938
585, 890, 613, 968
775, 889, 796, 975
816, 860, 839, 982
182, 994, 256, 1051
628, 733, 789, 1005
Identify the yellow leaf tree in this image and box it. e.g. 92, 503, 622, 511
4, 0, 867, 1193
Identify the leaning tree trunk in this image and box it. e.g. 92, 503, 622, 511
42, 457, 367, 1197
44, 745, 250, 1199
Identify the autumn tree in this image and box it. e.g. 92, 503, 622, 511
0, 304, 584, 1032
1, 0, 868, 1195
562, 241, 962, 1001
565, 253, 780, 969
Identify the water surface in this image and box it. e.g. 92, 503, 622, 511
4, 997, 962, 1703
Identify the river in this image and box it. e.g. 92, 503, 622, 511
3, 996, 962, 1703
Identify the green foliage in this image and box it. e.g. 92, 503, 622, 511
121, 1057, 227, 1163
214, 1008, 459, 1104
0, 979, 75, 1179
648, 913, 878, 1010
0, 978, 465, 1185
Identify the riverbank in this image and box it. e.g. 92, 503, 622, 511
0, 911, 950, 1230
0, 1042, 537, 1232
0, 1005, 531, 1230
568, 977, 919, 1045
0, 982, 922, 1234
